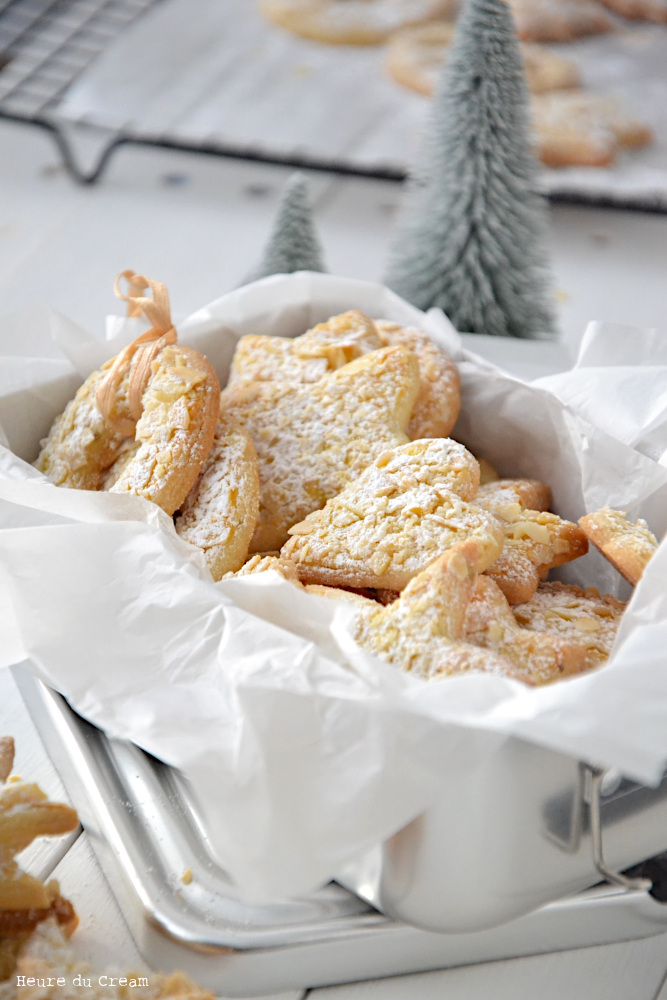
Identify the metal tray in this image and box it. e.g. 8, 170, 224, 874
14, 664, 667, 997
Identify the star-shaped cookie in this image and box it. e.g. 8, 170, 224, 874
228, 310, 383, 386
219, 345, 420, 551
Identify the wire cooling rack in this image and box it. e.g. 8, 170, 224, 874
0, 0, 161, 181
0, 0, 408, 185
1, 0, 667, 212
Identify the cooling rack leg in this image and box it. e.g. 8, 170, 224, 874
38, 117, 125, 185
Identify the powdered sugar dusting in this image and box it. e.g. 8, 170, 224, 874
513, 581, 626, 666
579, 505, 659, 585
352, 545, 534, 683
475, 491, 588, 604
220, 345, 420, 552
464, 576, 589, 684
228, 310, 382, 386
110, 346, 219, 516
283, 438, 503, 590
35, 362, 133, 490
476, 478, 551, 513
175, 420, 259, 580
374, 320, 460, 439
230, 553, 302, 581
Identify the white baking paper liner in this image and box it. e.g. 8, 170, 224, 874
0, 272, 666, 902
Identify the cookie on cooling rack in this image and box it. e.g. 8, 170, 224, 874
385, 21, 580, 96
598, 0, 667, 22
259, 0, 458, 46
507, 0, 615, 42
532, 91, 654, 168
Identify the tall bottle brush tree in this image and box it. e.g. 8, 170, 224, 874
385, 0, 555, 339
253, 173, 327, 279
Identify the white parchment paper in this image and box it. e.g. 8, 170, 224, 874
1, 272, 667, 902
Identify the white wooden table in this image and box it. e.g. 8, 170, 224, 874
2, 116, 667, 1000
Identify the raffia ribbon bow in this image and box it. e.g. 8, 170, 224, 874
96, 271, 178, 435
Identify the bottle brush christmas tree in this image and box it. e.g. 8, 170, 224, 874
385, 0, 555, 338
253, 173, 327, 279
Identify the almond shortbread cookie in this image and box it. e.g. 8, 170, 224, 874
598, 0, 667, 22
532, 92, 654, 168
475, 482, 573, 530
475, 490, 588, 604
175, 420, 259, 580
352, 541, 536, 683
282, 438, 504, 590
477, 457, 500, 485
1, 743, 79, 981
259, 0, 458, 46
36, 273, 221, 510
228, 553, 302, 582
220, 345, 420, 551
228, 311, 383, 386
229, 312, 460, 443
513, 581, 626, 666
0, 738, 14, 784
464, 576, 589, 684
223, 556, 376, 609
305, 584, 379, 607
386, 21, 580, 96
579, 506, 659, 585
476, 478, 552, 513
507, 0, 615, 42
35, 359, 136, 491
100, 437, 140, 490
374, 320, 461, 438
109, 345, 220, 516
12, 919, 215, 1000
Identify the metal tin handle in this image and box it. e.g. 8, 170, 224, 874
585, 766, 652, 893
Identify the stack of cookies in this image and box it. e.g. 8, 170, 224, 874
34, 278, 660, 690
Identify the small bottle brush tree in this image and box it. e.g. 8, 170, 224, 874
253, 173, 327, 279
385, 0, 555, 338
